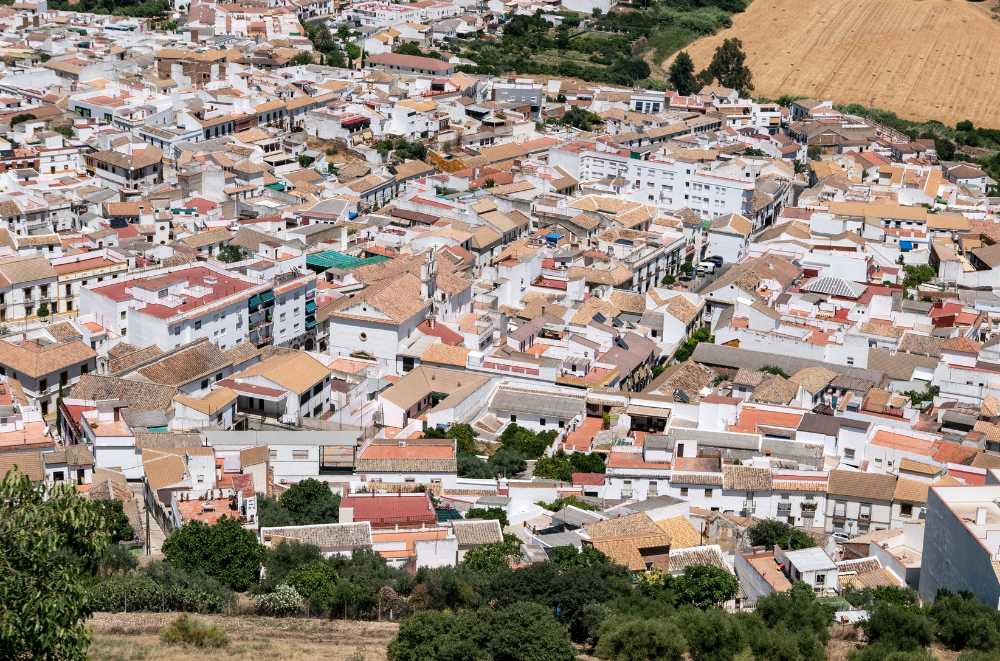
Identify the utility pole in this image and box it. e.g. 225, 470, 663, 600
146, 491, 150, 555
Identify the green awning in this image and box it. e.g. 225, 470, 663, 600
248, 294, 261, 308
305, 315, 317, 329
305, 300, 318, 313
266, 183, 286, 190
260, 290, 275, 304
306, 251, 389, 270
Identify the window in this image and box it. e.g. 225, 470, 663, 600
680, 487, 689, 496
39, 379, 47, 391
173, 326, 180, 335
269, 449, 278, 459
280, 312, 286, 322
815, 574, 826, 586
201, 379, 209, 389
834, 500, 846, 517
539, 418, 546, 427
292, 450, 309, 459
53, 471, 64, 481
510, 415, 517, 423
194, 320, 201, 330
41, 401, 48, 416
844, 448, 855, 460
622, 480, 633, 497
648, 480, 658, 496
60, 371, 68, 386
558, 420, 564, 428
900, 503, 913, 517
80, 364, 88, 375
294, 307, 300, 316
705, 488, 713, 497
859, 503, 872, 520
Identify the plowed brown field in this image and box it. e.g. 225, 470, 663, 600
671, 0, 1000, 128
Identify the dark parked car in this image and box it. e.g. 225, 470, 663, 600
706, 255, 724, 267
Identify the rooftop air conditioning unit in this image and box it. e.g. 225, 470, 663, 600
279, 478, 287, 484
398, 441, 406, 447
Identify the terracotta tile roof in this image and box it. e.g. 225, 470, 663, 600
722, 465, 773, 491
232, 352, 328, 395
327, 272, 426, 325
108, 344, 165, 376
941, 336, 983, 354
70, 374, 175, 411
0, 339, 95, 379
859, 322, 904, 339
355, 457, 457, 473
174, 387, 238, 416
0, 452, 44, 481
827, 470, 896, 501
420, 342, 470, 367
749, 375, 797, 405
863, 388, 893, 413
932, 441, 980, 466
261, 522, 373, 549
452, 519, 503, 545
179, 227, 233, 249
898, 457, 940, 476
789, 366, 838, 393
141, 449, 187, 491
590, 533, 673, 571
733, 368, 766, 387
137, 341, 232, 388
583, 511, 662, 540
840, 567, 903, 590
654, 515, 701, 549
772, 481, 827, 492
225, 342, 262, 366
893, 477, 929, 504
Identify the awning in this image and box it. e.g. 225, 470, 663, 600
625, 404, 671, 418
305, 315, 317, 329
305, 300, 318, 313
362, 130, 373, 140
900, 241, 913, 251
260, 290, 275, 304
266, 183, 285, 190
248, 294, 261, 308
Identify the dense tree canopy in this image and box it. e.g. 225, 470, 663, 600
747, 520, 815, 551
161, 516, 265, 591
1, 468, 110, 660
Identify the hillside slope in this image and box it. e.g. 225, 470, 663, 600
673, 0, 1000, 128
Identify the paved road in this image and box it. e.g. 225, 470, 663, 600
688, 262, 735, 294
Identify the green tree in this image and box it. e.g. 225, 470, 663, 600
596, 616, 688, 661
311, 21, 333, 51
705, 38, 754, 92
92, 499, 135, 543
256, 493, 293, 528
258, 539, 323, 591
465, 507, 510, 528
488, 446, 526, 478
499, 423, 558, 459
396, 41, 424, 56
345, 42, 361, 66
672, 564, 740, 607
458, 453, 494, 478
326, 46, 346, 68
161, 516, 264, 591
285, 561, 338, 601
10, 113, 36, 126
551, 545, 611, 569
462, 538, 522, 573
423, 423, 477, 454
674, 327, 711, 362
747, 519, 815, 551
533, 449, 606, 482
957, 120, 974, 133
37, 304, 50, 318
668, 51, 698, 96
860, 601, 934, 653
337, 24, 352, 41
298, 154, 315, 167
760, 365, 789, 378
280, 478, 340, 525
929, 589, 1000, 651
288, 51, 313, 66
902, 264, 936, 290
537, 495, 603, 512
743, 147, 766, 156
55, 125, 75, 138
216, 244, 245, 263
1, 468, 110, 661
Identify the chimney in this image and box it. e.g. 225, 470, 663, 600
977, 507, 987, 526
541, 304, 546, 315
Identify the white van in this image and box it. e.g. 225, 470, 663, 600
696, 261, 716, 276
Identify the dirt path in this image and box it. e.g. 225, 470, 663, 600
88, 612, 398, 661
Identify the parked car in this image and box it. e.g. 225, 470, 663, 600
831, 532, 853, 542
706, 255, 724, 267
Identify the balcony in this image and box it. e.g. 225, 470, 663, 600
777, 500, 791, 512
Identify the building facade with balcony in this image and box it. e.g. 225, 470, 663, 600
824, 469, 896, 536
0, 255, 59, 323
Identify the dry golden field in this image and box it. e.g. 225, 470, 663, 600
672, 0, 1000, 127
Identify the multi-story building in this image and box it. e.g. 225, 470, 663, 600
825, 469, 897, 537
347, 1, 421, 25
83, 143, 164, 194
0, 255, 58, 323
80, 262, 317, 352
51, 249, 129, 315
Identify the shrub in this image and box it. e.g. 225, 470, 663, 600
87, 561, 236, 613
595, 616, 687, 661
254, 583, 305, 616
161, 516, 264, 591
930, 589, 1000, 651
465, 507, 510, 528
100, 543, 138, 576
860, 602, 934, 652
161, 613, 229, 648
285, 561, 338, 602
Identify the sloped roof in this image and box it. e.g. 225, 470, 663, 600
801, 276, 867, 299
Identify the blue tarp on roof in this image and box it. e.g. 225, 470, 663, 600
900, 241, 913, 251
